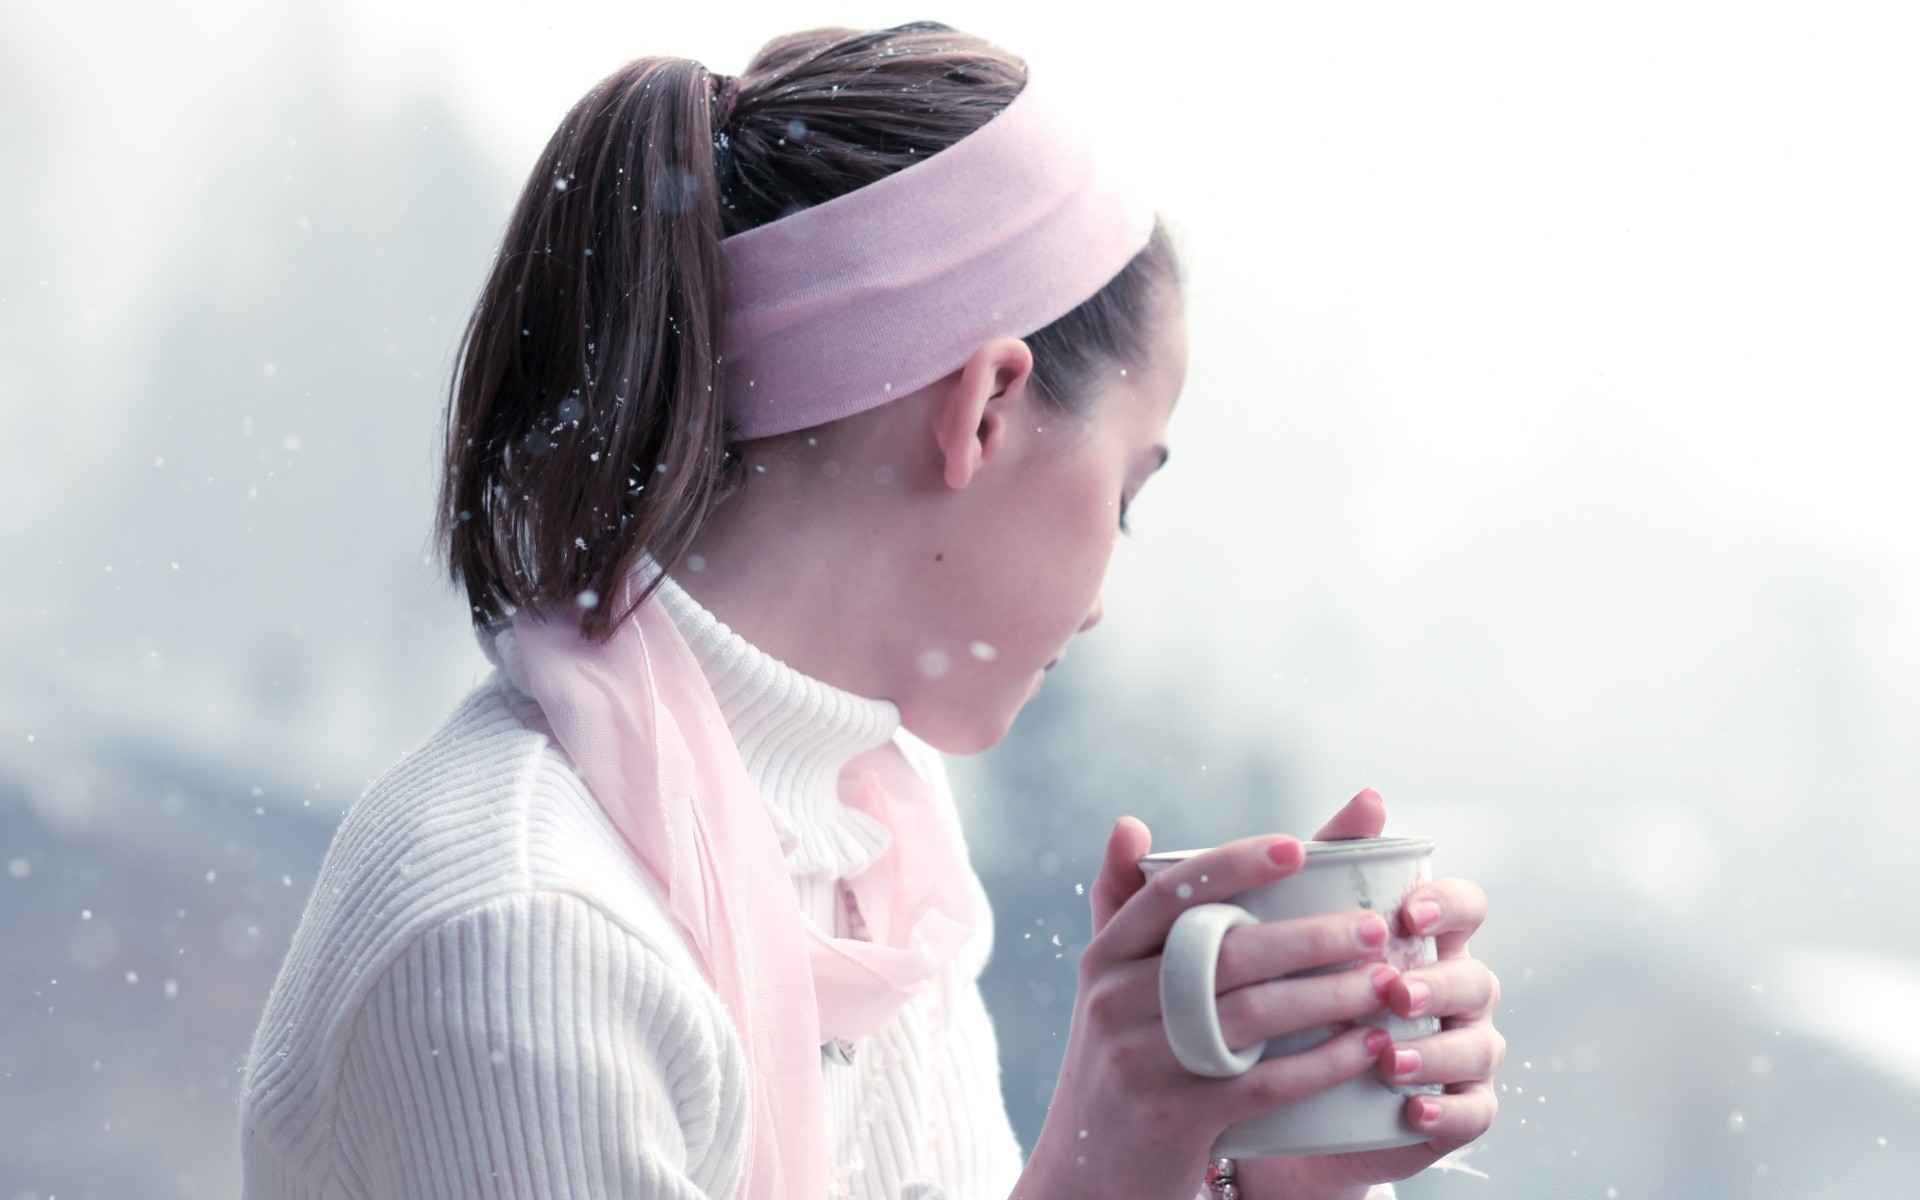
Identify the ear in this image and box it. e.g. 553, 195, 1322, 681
933, 337, 1035, 490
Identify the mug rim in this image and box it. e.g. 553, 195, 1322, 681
1138, 835, 1434, 870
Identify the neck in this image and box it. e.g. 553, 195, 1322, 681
648, 568, 901, 878
676, 407, 937, 701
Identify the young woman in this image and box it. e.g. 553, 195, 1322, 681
240, 22, 1501, 1200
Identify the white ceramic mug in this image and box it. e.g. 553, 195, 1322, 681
1140, 836, 1443, 1157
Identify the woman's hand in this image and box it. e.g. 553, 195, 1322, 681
1012, 814, 1407, 1200
1236, 790, 1503, 1199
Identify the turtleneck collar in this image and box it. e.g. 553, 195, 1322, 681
646, 568, 901, 880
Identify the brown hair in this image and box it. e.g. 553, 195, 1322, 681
437, 22, 1181, 642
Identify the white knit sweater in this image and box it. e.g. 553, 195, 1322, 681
239, 572, 1020, 1199
238, 573, 1398, 1199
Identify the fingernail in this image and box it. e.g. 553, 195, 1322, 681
1266, 839, 1300, 867
1407, 900, 1440, 933
1363, 1027, 1392, 1055
1355, 913, 1388, 949
1411, 1096, 1441, 1126
1403, 981, 1432, 1015
1391, 1048, 1420, 1078
1369, 965, 1398, 998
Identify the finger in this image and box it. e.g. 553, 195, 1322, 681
1079, 943, 1396, 1033
1378, 1026, 1507, 1087
1215, 908, 1393, 992
1311, 787, 1387, 841
1221, 1024, 1387, 1123
1398, 876, 1488, 958
1089, 816, 1154, 934
1089, 834, 1304, 964
1216, 962, 1396, 1049
1076, 956, 1163, 1026
1404, 1080, 1498, 1143
1390, 956, 1499, 1021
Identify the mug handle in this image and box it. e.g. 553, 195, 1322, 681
1160, 902, 1265, 1077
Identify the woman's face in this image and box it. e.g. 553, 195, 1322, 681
894, 304, 1187, 753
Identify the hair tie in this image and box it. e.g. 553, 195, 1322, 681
709, 71, 743, 131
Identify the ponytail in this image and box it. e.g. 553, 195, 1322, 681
438, 25, 1182, 644
438, 58, 733, 642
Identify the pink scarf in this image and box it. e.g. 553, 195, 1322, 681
489, 565, 980, 1199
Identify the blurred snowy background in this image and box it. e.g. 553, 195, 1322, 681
3, 1, 1917, 1196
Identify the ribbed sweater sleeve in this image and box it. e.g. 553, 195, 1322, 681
332, 889, 748, 1200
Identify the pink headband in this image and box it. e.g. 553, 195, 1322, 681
719, 76, 1156, 440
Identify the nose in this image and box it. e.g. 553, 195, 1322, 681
1078, 590, 1106, 634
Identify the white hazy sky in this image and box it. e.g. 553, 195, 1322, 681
4, 0, 1916, 818
14, 0, 1917, 572
336, 0, 1920, 594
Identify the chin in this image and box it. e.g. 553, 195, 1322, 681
898, 692, 1025, 756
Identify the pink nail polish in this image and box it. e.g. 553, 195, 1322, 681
1267, 839, 1300, 867
1408, 900, 1441, 933
1403, 981, 1432, 1015
1412, 1096, 1441, 1125
1363, 1027, 1392, 1055
1369, 965, 1398, 998
1356, 914, 1388, 949
1392, 1049, 1420, 1077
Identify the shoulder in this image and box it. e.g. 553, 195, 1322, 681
246, 883, 746, 1193
264, 866, 738, 1069
288, 889, 746, 1199
245, 673, 723, 1107
350, 888, 741, 1070
298, 671, 703, 975
371, 891, 746, 1197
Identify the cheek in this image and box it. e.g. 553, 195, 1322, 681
932, 541, 1111, 750
1036, 514, 1114, 615
892, 457, 1118, 749
969, 474, 1115, 657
